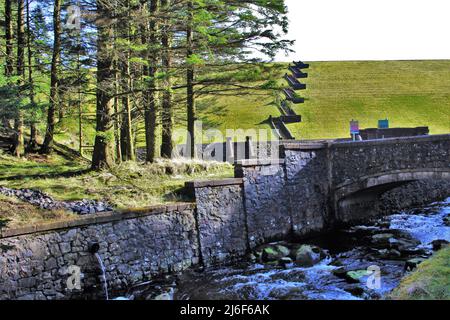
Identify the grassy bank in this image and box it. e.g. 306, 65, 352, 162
0, 194, 74, 229
389, 246, 450, 300
0, 154, 233, 210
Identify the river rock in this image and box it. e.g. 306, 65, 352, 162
431, 240, 449, 251
377, 249, 402, 260
330, 259, 344, 267
261, 245, 290, 262
332, 268, 367, 284
390, 238, 420, 251
371, 233, 394, 248
443, 216, 450, 227
404, 258, 426, 271
346, 270, 369, 283
343, 285, 365, 297
294, 245, 321, 267
278, 257, 294, 269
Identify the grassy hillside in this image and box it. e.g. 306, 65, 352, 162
200, 60, 450, 140
51, 60, 450, 150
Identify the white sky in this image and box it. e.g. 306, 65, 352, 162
276, 0, 450, 61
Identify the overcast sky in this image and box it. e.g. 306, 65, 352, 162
275, 0, 450, 62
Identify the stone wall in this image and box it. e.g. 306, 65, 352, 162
233, 148, 333, 246
236, 160, 292, 248
379, 179, 450, 214
0, 205, 199, 300
188, 179, 248, 265
283, 145, 331, 237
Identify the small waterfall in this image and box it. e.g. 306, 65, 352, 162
95, 253, 109, 300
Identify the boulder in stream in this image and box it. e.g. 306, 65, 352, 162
376, 249, 402, 260
278, 257, 294, 269
333, 268, 368, 284
294, 245, 322, 267
431, 239, 449, 251
371, 233, 395, 247
443, 216, 450, 227
260, 245, 290, 263
404, 258, 427, 271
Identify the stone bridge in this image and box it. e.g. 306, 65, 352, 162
190, 134, 450, 259
327, 135, 450, 222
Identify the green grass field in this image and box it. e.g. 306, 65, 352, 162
197, 60, 450, 141
51, 60, 450, 149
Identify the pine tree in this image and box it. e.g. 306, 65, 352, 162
41, 0, 62, 154
13, 0, 26, 157
92, 0, 116, 169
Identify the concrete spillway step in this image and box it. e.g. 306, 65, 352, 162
284, 73, 306, 90
279, 100, 298, 116
274, 118, 295, 140
293, 61, 310, 69
283, 88, 305, 104
280, 115, 302, 124
269, 116, 296, 140
289, 66, 308, 79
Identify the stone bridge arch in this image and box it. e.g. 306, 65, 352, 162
328, 134, 450, 223
334, 169, 450, 223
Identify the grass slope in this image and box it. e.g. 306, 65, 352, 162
199, 60, 450, 140
389, 246, 450, 300
51, 60, 450, 148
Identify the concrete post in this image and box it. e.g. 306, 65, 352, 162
225, 137, 234, 163
245, 136, 255, 160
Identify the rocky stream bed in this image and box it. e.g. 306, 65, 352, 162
114, 198, 450, 300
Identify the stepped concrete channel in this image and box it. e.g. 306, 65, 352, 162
0, 134, 449, 300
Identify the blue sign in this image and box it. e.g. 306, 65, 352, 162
378, 119, 389, 129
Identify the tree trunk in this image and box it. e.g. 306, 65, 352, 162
2, 0, 14, 129
120, 0, 135, 162
17, 0, 25, 76
41, 0, 62, 154
186, 0, 196, 158
92, 0, 116, 170
13, 0, 25, 157
26, 0, 38, 151
120, 64, 135, 161
144, 0, 159, 163
114, 64, 122, 163
4, 0, 13, 77
160, 0, 173, 159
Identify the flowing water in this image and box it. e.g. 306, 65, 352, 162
116, 198, 450, 301
95, 253, 109, 300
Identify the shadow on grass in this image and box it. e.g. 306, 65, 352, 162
0, 168, 92, 182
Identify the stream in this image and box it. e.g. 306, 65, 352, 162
116, 198, 450, 301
